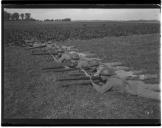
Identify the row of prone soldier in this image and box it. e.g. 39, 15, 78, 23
29, 41, 160, 101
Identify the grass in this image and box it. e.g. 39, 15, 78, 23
4, 33, 160, 119
61, 34, 160, 83
4, 21, 160, 44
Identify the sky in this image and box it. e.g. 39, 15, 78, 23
4, 8, 160, 21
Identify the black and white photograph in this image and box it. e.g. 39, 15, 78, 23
2, 4, 161, 125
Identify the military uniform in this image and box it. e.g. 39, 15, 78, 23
91, 66, 160, 100
59, 52, 79, 63
75, 58, 100, 74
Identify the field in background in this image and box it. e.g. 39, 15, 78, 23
4, 21, 160, 45
3, 21, 160, 119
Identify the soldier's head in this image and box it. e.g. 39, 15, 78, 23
57, 48, 64, 55
70, 53, 80, 66
100, 68, 115, 80
89, 64, 99, 73
70, 60, 78, 68
88, 59, 100, 72
71, 53, 80, 60
56, 50, 64, 58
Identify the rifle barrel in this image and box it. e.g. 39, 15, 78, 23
69, 73, 84, 77
31, 53, 50, 55
43, 63, 99, 72
57, 77, 90, 81
61, 82, 91, 87
45, 65, 98, 72
42, 66, 65, 70
47, 68, 80, 72
28, 45, 46, 49
31, 52, 58, 55
57, 76, 100, 81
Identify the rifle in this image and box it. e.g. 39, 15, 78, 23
31, 53, 50, 55
42, 66, 65, 70
57, 76, 100, 81
31, 52, 58, 56
27, 45, 46, 49
47, 67, 80, 72
43, 64, 98, 72
69, 73, 84, 77
61, 82, 91, 87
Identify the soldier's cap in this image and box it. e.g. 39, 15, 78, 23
72, 54, 80, 60
100, 68, 115, 76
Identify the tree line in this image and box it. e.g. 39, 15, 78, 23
44, 18, 71, 22
4, 11, 71, 22
4, 11, 35, 21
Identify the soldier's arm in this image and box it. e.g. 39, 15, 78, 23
58, 54, 69, 63
76, 60, 87, 68
94, 66, 104, 76
58, 56, 65, 63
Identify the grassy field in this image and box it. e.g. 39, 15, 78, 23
4, 33, 160, 119
4, 21, 160, 45
61, 33, 160, 82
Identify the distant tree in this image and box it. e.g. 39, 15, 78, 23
20, 13, 24, 20
62, 18, 71, 21
54, 18, 71, 22
30, 18, 36, 21
4, 11, 11, 21
4, 11, 36, 21
25, 13, 31, 20
44, 19, 55, 21
11, 13, 19, 20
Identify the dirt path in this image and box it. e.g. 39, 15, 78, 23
4, 46, 160, 119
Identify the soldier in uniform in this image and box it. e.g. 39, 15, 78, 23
90, 65, 160, 100
58, 51, 80, 63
